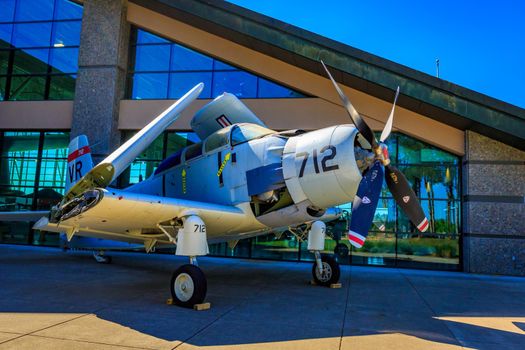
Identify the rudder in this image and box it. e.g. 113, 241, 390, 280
65, 135, 93, 192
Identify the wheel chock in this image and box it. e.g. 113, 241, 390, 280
166, 298, 173, 305
193, 302, 211, 311
309, 280, 317, 285
330, 283, 342, 289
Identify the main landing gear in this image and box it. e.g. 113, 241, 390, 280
308, 221, 341, 286
170, 258, 207, 307
161, 215, 209, 308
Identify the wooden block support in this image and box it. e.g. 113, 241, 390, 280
330, 283, 342, 289
309, 280, 317, 285
166, 298, 173, 305
193, 302, 211, 311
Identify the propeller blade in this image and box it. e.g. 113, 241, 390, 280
321, 60, 377, 148
384, 165, 429, 232
349, 161, 384, 248
379, 86, 400, 142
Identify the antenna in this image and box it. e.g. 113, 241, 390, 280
436, 58, 440, 78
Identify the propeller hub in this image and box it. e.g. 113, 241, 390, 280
374, 143, 391, 166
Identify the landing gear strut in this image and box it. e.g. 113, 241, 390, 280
165, 215, 209, 308
308, 221, 341, 286
311, 253, 340, 286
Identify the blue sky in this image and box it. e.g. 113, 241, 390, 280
228, 0, 525, 108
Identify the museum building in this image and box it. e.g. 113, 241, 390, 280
0, 0, 523, 275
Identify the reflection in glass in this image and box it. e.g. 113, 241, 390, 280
54, 0, 83, 20
51, 21, 81, 47
131, 73, 169, 99
9, 75, 46, 100
0, 0, 16, 22
212, 71, 257, 98
0, 0, 82, 100
128, 28, 305, 100
351, 232, 396, 266
134, 44, 170, 72
48, 74, 76, 99
252, 233, 299, 261
13, 22, 52, 48
13, 49, 49, 74
396, 233, 459, 270
0, 24, 13, 47
14, 0, 54, 22
169, 72, 212, 99
170, 45, 213, 71
49, 47, 78, 73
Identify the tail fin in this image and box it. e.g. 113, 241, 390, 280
65, 135, 93, 192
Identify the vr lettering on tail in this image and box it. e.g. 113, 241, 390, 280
65, 136, 94, 192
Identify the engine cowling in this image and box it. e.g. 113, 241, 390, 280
282, 125, 363, 208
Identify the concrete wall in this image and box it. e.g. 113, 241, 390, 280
71, 0, 130, 162
462, 131, 525, 276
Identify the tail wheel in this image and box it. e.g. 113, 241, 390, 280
312, 255, 340, 286
170, 264, 207, 308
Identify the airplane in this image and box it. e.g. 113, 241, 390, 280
0, 61, 429, 308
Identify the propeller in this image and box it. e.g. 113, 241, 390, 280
321, 61, 429, 248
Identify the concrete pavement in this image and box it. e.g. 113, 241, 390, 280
0, 245, 524, 349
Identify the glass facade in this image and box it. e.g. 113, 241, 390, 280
127, 27, 306, 100
0, 131, 69, 245
0, 0, 82, 101
117, 130, 461, 271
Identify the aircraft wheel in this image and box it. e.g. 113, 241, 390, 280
312, 255, 340, 287
170, 264, 207, 308
334, 243, 349, 258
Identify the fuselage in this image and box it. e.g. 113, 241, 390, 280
124, 122, 366, 240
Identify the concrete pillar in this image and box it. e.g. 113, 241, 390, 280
462, 131, 525, 275
71, 0, 129, 162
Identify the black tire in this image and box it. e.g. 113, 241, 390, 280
170, 264, 207, 308
311, 255, 340, 287
334, 243, 349, 258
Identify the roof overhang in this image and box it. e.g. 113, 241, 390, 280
130, 0, 525, 151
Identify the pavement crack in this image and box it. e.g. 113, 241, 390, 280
338, 266, 352, 350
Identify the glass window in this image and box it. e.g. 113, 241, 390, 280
48, 74, 75, 100
0, 76, 6, 100
136, 29, 169, 44
166, 132, 199, 155
54, 0, 83, 20
13, 49, 49, 74
52, 21, 81, 47
127, 27, 305, 100
49, 47, 78, 73
258, 78, 303, 98
0, 0, 16, 22
170, 45, 213, 71
13, 22, 52, 48
0, 24, 13, 48
0, 1, 82, 101
130, 73, 168, 99
0, 50, 11, 74
169, 72, 212, 99
14, 0, 54, 22
212, 71, 257, 98
134, 44, 170, 72
42, 131, 69, 158
9, 75, 46, 100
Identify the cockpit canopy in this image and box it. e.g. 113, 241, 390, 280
204, 123, 274, 153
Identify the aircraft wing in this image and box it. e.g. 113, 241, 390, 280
33, 188, 254, 245
0, 211, 50, 221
